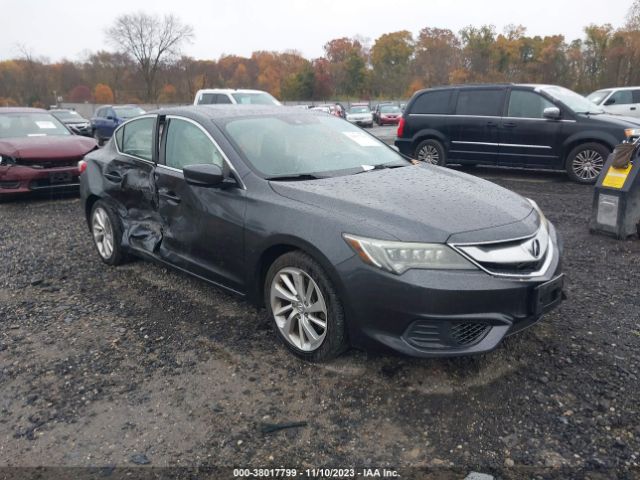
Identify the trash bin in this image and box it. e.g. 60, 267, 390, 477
591, 139, 640, 239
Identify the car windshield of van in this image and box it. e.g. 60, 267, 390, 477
231, 92, 280, 105
542, 86, 604, 114
586, 90, 611, 106
113, 106, 146, 119
0, 113, 70, 138
350, 106, 370, 114
224, 113, 408, 178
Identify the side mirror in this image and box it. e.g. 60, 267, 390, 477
604, 98, 615, 106
183, 164, 225, 187
107, 115, 116, 121
543, 107, 561, 120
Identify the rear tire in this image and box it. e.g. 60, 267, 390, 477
90, 200, 127, 265
415, 139, 446, 166
265, 251, 347, 362
565, 142, 609, 184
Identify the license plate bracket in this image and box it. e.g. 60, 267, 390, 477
532, 274, 564, 315
49, 172, 73, 184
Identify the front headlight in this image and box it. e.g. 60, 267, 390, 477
343, 234, 477, 275
0, 154, 15, 166
624, 128, 640, 138
527, 198, 548, 229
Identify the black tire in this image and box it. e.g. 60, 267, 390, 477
264, 251, 347, 362
414, 138, 446, 166
565, 142, 610, 184
89, 200, 127, 266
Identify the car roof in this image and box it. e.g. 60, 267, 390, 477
0, 107, 47, 114
150, 105, 311, 123
595, 86, 640, 92
196, 89, 270, 94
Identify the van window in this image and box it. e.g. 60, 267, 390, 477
455, 89, 505, 116
508, 90, 554, 119
608, 90, 633, 105
411, 90, 452, 114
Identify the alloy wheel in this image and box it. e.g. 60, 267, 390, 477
269, 267, 328, 352
92, 207, 114, 260
572, 149, 604, 181
418, 144, 440, 164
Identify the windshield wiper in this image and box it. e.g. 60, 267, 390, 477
354, 161, 409, 174
265, 173, 324, 181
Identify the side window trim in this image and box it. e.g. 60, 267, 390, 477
113, 114, 158, 164
160, 115, 246, 189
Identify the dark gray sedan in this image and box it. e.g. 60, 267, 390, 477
79, 105, 564, 361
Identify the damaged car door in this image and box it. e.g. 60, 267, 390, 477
154, 115, 247, 293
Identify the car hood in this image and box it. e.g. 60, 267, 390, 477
270, 165, 536, 243
581, 113, 640, 127
0, 135, 97, 159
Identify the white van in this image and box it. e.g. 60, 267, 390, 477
193, 89, 281, 106
587, 87, 640, 118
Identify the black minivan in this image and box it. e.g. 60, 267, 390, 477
395, 84, 640, 183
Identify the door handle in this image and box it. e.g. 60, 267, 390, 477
487, 121, 498, 127
159, 188, 181, 204
631, 107, 637, 111
104, 171, 123, 182
503, 122, 517, 128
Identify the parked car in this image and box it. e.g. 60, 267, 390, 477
310, 104, 342, 117
50, 109, 92, 137
375, 104, 402, 126
80, 105, 563, 361
587, 87, 640, 118
90, 105, 146, 146
346, 104, 374, 128
0, 107, 97, 196
194, 88, 281, 106
395, 84, 640, 183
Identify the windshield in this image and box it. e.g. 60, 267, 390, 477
586, 90, 612, 106
231, 92, 280, 105
51, 110, 84, 121
113, 106, 146, 119
349, 106, 370, 114
224, 113, 407, 178
0, 113, 70, 138
380, 105, 401, 113
541, 86, 604, 114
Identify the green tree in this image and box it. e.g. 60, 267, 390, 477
370, 31, 414, 97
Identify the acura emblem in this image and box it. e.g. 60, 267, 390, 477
529, 239, 541, 258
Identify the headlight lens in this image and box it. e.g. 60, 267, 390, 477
343, 234, 477, 275
0, 154, 15, 166
624, 128, 640, 138
527, 198, 548, 229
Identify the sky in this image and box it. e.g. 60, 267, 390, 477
1, 0, 634, 62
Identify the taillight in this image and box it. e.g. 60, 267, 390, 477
397, 117, 405, 137
78, 160, 87, 174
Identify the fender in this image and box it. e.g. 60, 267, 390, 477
561, 130, 618, 157
410, 128, 449, 152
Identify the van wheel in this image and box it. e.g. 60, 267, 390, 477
565, 143, 609, 184
265, 251, 347, 362
415, 139, 446, 166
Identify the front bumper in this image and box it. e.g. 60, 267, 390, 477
335, 227, 563, 357
378, 116, 400, 125
0, 165, 80, 195
347, 118, 373, 127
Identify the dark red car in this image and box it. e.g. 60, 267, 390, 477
375, 104, 402, 126
0, 108, 97, 196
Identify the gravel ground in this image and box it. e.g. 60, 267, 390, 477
1, 168, 639, 479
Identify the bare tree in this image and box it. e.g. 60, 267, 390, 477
106, 12, 194, 101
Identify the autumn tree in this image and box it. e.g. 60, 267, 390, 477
459, 25, 497, 81
94, 83, 114, 103
413, 28, 461, 88
324, 37, 368, 96
370, 31, 414, 97
106, 12, 194, 101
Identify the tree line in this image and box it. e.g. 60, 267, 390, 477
2, 3, 640, 107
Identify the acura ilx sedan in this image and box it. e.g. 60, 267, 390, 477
80, 105, 564, 361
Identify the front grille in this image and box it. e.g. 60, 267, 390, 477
404, 320, 491, 350
450, 322, 490, 346
16, 159, 79, 169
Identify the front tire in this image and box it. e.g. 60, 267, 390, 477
90, 200, 127, 265
265, 251, 347, 362
415, 139, 446, 166
565, 143, 609, 184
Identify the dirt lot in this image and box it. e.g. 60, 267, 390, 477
1, 168, 639, 479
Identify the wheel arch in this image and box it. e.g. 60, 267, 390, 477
562, 134, 616, 161
411, 129, 448, 155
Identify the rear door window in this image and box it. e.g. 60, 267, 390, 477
507, 90, 555, 119
120, 117, 155, 161
411, 90, 452, 114
217, 94, 232, 104
609, 90, 633, 105
633, 90, 640, 103
455, 89, 505, 116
